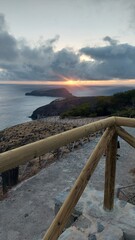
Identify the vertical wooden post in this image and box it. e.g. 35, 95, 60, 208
43, 128, 115, 240
104, 130, 117, 211
2, 167, 19, 194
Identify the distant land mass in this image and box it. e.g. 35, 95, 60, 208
25, 87, 73, 98
30, 89, 135, 119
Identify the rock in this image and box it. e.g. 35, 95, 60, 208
58, 227, 87, 240
78, 188, 135, 240
73, 215, 92, 229
97, 222, 104, 233
88, 234, 97, 240
57, 188, 135, 240
61, 146, 70, 155
97, 225, 124, 240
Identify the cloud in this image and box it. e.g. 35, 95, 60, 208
0, 15, 80, 81
0, 14, 7, 32
103, 36, 118, 46
126, 0, 135, 30
0, 14, 135, 82
79, 37, 135, 79
0, 14, 18, 62
51, 48, 79, 78
45, 35, 60, 46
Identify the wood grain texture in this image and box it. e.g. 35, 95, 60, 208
43, 127, 115, 240
115, 117, 135, 128
0, 117, 115, 173
104, 130, 117, 210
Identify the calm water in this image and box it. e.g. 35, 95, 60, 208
0, 83, 134, 131
0, 84, 57, 130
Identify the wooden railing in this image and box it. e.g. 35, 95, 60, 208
0, 116, 135, 240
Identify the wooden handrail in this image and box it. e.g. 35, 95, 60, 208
0, 116, 115, 173
115, 116, 135, 127
116, 126, 135, 148
1, 117, 135, 173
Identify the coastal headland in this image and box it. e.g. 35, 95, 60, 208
25, 87, 73, 97
30, 88, 135, 119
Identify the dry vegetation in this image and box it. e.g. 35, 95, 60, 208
0, 117, 100, 200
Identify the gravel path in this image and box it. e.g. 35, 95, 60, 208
0, 126, 135, 240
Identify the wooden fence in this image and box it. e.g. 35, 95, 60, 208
0, 116, 135, 239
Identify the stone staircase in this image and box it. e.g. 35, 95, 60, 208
57, 189, 135, 240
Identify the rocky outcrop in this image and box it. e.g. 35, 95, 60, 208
25, 87, 73, 98
30, 96, 96, 119
59, 225, 124, 240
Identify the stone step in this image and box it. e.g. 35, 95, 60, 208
56, 188, 135, 240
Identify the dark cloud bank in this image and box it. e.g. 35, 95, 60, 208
0, 14, 135, 82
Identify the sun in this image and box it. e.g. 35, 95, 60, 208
60, 76, 80, 86
66, 79, 76, 85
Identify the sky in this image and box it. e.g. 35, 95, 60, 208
0, 0, 135, 86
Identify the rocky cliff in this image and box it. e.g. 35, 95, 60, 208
30, 96, 96, 119
31, 89, 135, 119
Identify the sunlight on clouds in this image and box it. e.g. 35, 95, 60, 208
0, 68, 5, 72
80, 54, 95, 62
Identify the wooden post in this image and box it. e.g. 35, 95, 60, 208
104, 130, 117, 211
43, 127, 115, 240
2, 167, 19, 193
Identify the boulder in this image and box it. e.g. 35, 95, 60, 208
58, 227, 87, 240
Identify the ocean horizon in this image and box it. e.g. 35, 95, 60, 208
0, 83, 134, 131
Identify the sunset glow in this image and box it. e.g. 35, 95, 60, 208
0, 78, 135, 86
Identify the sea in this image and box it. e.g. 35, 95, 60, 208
0, 84, 58, 131
0, 83, 134, 131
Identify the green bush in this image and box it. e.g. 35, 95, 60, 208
113, 108, 135, 117
60, 89, 135, 118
